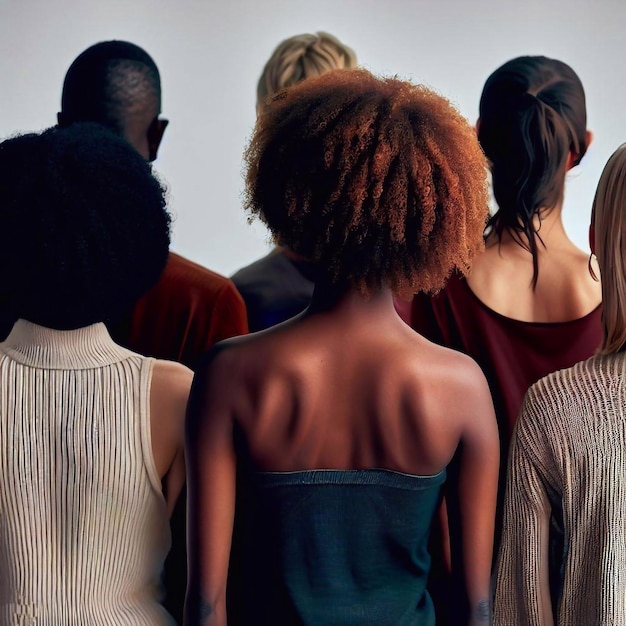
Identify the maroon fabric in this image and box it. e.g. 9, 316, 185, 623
398, 273, 603, 452
109, 251, 248, 370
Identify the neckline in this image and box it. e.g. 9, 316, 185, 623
459, 276, 602, 328
1, 319, 136, 370
252, 468, 446, 490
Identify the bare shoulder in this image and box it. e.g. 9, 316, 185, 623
188, 335, 263, 410
151, 359, 194, 424
399, 327, 487, 385
152, 358, 194, 395
195, 333, 256, 378
397, 331, 493, 422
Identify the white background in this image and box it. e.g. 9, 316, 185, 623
1, 0, 624, 277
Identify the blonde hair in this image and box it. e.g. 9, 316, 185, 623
593, 143, 626, 354
256, 32, 357, 109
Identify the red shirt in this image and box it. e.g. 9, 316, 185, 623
109, 252, 248, 369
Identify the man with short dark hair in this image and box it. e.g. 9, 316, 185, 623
59, 40, 248, 369
58, 41, 248, 624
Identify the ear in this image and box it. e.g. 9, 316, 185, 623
589, 224, 596, 255
567, 129, 594, 170
147, 118, 169, 162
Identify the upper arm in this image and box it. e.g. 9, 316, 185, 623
150, 360, 193, 516
185, 346, 239, 625
493, 393, 554, 626
446, 360, 499, 623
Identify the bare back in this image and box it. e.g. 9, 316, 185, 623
208, 302, 494, 477
468, 218, 601, 323
186, 293, 499, 625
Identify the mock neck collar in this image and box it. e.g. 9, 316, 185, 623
1, 319, 135, 370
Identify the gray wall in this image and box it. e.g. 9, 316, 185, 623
1, 0, 624, 276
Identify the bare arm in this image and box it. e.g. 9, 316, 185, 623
493, 392, 554, 626
150, 360, 194, 516
184, 346, 238, 626
447, 363, 499, 625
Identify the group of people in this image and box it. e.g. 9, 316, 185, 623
0, 29, 624, 626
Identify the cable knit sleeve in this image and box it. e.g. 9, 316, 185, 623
494, 386, 556, 626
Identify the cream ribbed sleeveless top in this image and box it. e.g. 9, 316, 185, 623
0, 320, 174, 625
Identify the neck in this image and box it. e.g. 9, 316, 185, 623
307, 279, 397, 321
276, 245, 311, 264
487, 205, 571, 250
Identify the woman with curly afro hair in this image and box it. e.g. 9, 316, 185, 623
0, 123, 192, 625
186, 69, 498, 626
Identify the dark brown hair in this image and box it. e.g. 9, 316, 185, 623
245, 68, 489, 295
478, 56, 588, 286
0, 123, 170, 329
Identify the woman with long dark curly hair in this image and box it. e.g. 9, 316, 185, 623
0, 123, 192, 625
185, 69, 499, 626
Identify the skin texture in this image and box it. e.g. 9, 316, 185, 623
467, 195, 601, 324
185, 285, 499, 625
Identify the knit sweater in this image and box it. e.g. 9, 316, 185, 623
494, 352, 626, 625
0, 320, 174, 625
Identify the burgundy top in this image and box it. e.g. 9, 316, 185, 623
396, 273, 603, 454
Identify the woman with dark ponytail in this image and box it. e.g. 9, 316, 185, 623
400, 55, 601, 460
397, 57, 602, 621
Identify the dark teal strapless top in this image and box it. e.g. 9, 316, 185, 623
227, 468, 446, 625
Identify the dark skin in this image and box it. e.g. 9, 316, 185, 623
185, 280, 499, 626
57, 102, 168, 163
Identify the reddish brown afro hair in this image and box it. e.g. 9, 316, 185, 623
244, 68, 489, 294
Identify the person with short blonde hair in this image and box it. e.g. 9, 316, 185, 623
232, 32, 357, 332
495, 143, 626, 624
256, 31, 357, 110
